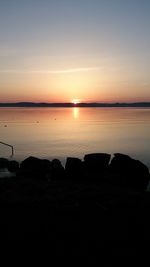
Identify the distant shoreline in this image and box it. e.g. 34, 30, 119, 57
0, 102, 150, 108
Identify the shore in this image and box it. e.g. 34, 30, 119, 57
0, 153, 150, 261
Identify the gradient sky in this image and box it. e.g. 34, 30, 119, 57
0, 0, 150, 103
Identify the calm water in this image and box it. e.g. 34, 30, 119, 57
0, 107, 150, 168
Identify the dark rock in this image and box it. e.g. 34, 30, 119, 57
51, 159, 65, 180
8, 160, 19, 172
109, 153, 150, 191
41, 159, 52, 174
110, 153, 133, 171
19, 156, 45, 179
18, 157, 64, 180
0, 158, 9, 169
84, 153, 111, 172
65, 157, 83, 179
20, 156, 42, 171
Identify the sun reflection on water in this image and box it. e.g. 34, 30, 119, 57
73, 107, 80, 119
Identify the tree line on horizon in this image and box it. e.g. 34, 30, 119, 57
0, 102, 150, 107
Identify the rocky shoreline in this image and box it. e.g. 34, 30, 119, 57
0, 153, 149, 190
0, 153, 150, 258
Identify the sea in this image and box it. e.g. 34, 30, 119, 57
0, 107, 150, 169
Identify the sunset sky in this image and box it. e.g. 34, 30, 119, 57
0, 0, 150, 103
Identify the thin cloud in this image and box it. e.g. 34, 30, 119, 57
0, 67, 100, 74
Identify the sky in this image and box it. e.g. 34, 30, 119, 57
0, 0, 150, 103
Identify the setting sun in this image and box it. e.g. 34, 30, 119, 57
72, 99, 81, 105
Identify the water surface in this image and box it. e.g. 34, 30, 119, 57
0, 107, 150, 168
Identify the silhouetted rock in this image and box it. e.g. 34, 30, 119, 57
1, 152, 150, 247
51, 159, 65, 180
20, 156, 42, 171
110, 153, 134, 171
84, 153, 111, 174
19, 156, 46, 179
109, 153, 150, 191
41, 159, 52, 173
8, 160, 19, 172
65, 157, 83, 179
0, 158, 9, 169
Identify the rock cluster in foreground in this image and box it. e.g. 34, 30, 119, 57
0, 153, 149, 191
0, 153, 150, 254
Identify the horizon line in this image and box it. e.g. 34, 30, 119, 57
0, 101, 150, 107
0, 101, 150, 103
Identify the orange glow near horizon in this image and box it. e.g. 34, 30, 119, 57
0, 67, 150, 103
71, 99, 81, 105
0, 61, 150, 103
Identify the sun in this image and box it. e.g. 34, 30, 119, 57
71, 99, 80, 105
